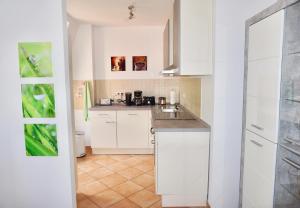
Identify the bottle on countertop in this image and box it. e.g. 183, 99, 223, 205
170, 89, 176, 105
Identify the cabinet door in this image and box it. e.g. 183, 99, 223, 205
247, 58, 282, 99
117, 110, 150, 148
156, 131, 209, 200
242, 131, 277, 208
246, 96, 279, 143
246, 10, 284, 142
175, 0, 213, 75
248, 10, 284, 61
89, 111, 117, 148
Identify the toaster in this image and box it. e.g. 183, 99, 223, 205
143, 96, 156, 105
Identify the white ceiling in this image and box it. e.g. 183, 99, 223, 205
67, 0, 173, 26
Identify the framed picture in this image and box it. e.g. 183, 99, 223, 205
21, 84, 56, 118
24, 124, 58, 156
111, 56, 126, 71
133, 56, 147, 71
18, 42, 53, 77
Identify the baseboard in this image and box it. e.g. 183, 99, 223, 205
92, 148, 154, 154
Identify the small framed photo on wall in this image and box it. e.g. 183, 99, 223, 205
111, 56, 126, 71
133, 56, 147, 71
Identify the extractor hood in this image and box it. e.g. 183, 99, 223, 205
161, 65, 178, 76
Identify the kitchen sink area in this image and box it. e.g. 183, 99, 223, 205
153, 105, 196, 120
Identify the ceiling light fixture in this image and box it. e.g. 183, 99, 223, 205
128, 4, 135, 20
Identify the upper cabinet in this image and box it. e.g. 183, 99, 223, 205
164, 0, 213, 76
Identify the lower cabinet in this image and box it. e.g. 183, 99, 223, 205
242, 130, 277, 208
155, 131, 210, 207
117, 110, 150, 148
89, 111, 117, 148
89, 110, 152, 154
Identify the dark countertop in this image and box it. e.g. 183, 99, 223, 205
89, 104, 153, 111
151, 105, 210, 132
89, 104, 210, 132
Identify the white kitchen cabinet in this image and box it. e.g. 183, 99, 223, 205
155, 131, 210, 207
89, 111, 117, 148
247, 58, 282, 99
89, 109, 152, 154
245, 10, 284, 143
117, 110, 150, 148
172, 0, 213, 75
246, 96, 279, 143
248, 10, 284, 61
242, 131, 277, 208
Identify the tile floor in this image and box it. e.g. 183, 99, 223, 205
76, 148, 161, 208
76, 148, 209, 208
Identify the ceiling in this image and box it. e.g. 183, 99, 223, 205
67, 0, 173, 26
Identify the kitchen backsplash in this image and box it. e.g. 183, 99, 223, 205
73, 78, 201, 117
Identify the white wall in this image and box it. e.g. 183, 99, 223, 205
93, 26, 164, 80
208, 0, 277, 207
0, 1, 76, 207
71, 24, 94, 80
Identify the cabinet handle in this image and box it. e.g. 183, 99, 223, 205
282, 157, 300, 170
250, 139, 263, 147
150, 128, 155, 135
151, 140, 155, 144
128, 113, 137, 116
105, 121, 115, 124
251, 124, 264, 131
98, 113, 109, 116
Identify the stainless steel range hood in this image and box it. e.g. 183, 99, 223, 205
161, 65, 178, 76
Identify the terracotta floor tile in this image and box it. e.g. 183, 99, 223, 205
78, 181, 108, 196
134, 163, 153, 172
90, 155, 109, 160
132, 174, 154, 188
148, 200, 162, 208
123, 158, 143, 167
117, 167, 144, 180
77, 198, 99, 208
77, 168, 85, 175
78, 173, 96, 185
89, 190, 124, 208
99, 173, 128, 188
76, 193, 87, 202
146, 185, 156, 193
108, 199, 141, 208
145, 170, 155, 177
144, 159, 155, 166
134, 155, 153, 161
128, 190, 160, 208
88, 168, 114, 180
109, 155, 133, 161
106, 162, 129, 172
77, 153, 157, 208
78, 161, 102, 172
94, 157, 118, 166
111, 181, 144, 197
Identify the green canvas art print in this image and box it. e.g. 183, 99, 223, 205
22, 84, 55, 118
24, 124, 58, 156
18, 42, 53, 77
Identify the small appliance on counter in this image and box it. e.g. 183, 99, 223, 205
159, 97, 167, 105
125, 92, 133, 106
134, 90, 143, 106
100, 98, 113, 106
143, 96, 156, 105
170, 89, 176, 105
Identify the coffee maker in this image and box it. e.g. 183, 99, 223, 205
133, 90, 143, 106
125, 92, 132, 106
